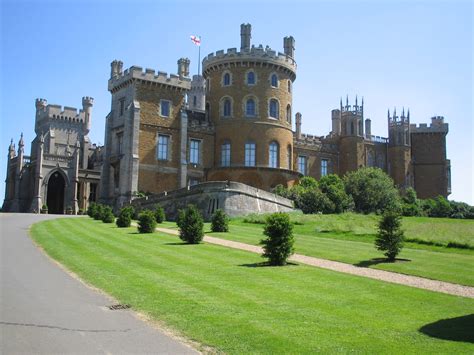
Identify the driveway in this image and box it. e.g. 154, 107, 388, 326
0, 213, 197, 354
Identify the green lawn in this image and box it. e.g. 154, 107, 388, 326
31, 218, 474, 354
169, 213, 474, 286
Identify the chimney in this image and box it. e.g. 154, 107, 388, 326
177, 58, 190, 78
283, 36, 295, 58
365, 118, 372, 137
295, 112, 302, 140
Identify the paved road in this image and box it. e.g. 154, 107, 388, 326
0, 213, 197, 354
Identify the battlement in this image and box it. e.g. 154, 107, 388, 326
35, 98, 90, 125
410, 119, 449, 134
202, 46, 297, 77
108, 63, 191, 92
295, 133, 322, 147
339, 96, 363, 115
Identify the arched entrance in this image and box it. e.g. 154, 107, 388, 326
47, 171, 65, 214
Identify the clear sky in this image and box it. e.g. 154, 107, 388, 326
1, 0, 472, 204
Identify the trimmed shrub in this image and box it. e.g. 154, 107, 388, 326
176, 208, 185, 229
296, 188, 334, 214
154, 205, 166, 223
137, 210, 157, 233
178, 205, 204, 244
93, 204, 104, 220
260, 213, 294, 266
116, 206, 134, 228
211, 209, 229, 232
375, 211, 404, 261
87, 202, 98, 218
101, 206, 115, 223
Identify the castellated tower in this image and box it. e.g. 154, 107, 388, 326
188, 75, 206, 111
337, 96, 365, 175
202, 23, 300, 189
410, 116, 450, 198
387, 107, 412, 190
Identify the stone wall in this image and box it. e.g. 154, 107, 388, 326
129, 181, 295, 221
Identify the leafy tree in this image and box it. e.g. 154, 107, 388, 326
344, 167, 401, 214
273, 184, 290, 199
375, 211, 405, 261
318, 174, 353, 213
137, 210, 157, 233
429, 196, 452, 218
154, 205, 166, 223
211, 209, 229, 232
178, 205, 204, 244
116, 206, 134, 228
403, 187, 418, 204
296, 188, 334, 214
260, 213, 295, 266
449, 201, 474, 219
101, 206, 115, 223
298, 176, 318, 190
401, 187, 422, 216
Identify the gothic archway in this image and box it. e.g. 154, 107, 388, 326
47, 171, 65, 214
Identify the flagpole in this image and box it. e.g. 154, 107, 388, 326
198, 37, 201, 76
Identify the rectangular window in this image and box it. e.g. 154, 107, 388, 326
321, 159, 328, 177
160, 100, 170, 117
221, 142, 231, 167
117, 133, 123, 155
190, 139, 201, 165
245, 142, 256, 167
119, 98, 125, 116
157, 134, 169, 161
298, 155, 307, 175
193, 95, 197, 107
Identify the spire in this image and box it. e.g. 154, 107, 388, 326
355, 95, 358, 107
340, 97, 343, 110
402, 107, 405, 119
387, 108, 390, 119
361, 96, 364, 107
407, 108, 410, 120
346, 94, 349, 106
393, 107, 397, 119
19, 133, 24, 147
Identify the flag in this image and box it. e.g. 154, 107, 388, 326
190, 35, 201, 46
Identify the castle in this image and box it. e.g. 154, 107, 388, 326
3, 23, 450, 214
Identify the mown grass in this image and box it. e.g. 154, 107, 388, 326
31, 218, 474, 354
160, 213, 474, 286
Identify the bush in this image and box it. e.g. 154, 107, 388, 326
87, 202, 98, 218
318, 174, 353, 213
101, 206, 115, 223
429, 196, 452, 218
137, 210, 157, 233
154, 205, 166, 223
260, 213, 294, 266
178, 205, 204, 244
402, 203, 422, 217
375, 211, 404, 261
344, 167, 401, 214
211, 209, 229, 232
296, 188, 334, 214
449, 200, 472, 219
116, 206, 134, 228
93, 204, 104, 220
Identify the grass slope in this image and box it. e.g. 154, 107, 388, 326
31, 218, 474, 354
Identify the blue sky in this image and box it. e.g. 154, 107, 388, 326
1, 0, 472, 204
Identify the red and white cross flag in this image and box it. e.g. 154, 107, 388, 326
190, 35, 201, 46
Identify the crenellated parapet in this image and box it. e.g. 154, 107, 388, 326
410, 116, 449, 134
202, 46, 297, 80
108, 62, 191, 93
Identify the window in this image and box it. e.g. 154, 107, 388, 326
269, 141, 279, 168
269, 99, 279, 119
298, 155, 307, 175
270, 74, 278, 87
119, 98, 125, 116
157, 134, 169, 161
193, 95, 197, 107
286, 104, 291, 123
287, 145, 292, 169
117, 133, 123, 155
221, 141, 231, 167
288, 80, 291, 93
350, 121, 355, 135
223, 72, 231, 86
246, 98, 256, 117
247, 71, 256, 85
245, 142, 256, 167
190, 139, 201, 164
160, 100, 170, 117
223, 98, 232, 117
189, 178, 200, 186
321, 159, 328, 177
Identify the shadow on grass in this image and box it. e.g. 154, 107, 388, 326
419, 314, 474, 343
354, 258, 411, 268
239, 261, 299, 268
164, 242, 197, 246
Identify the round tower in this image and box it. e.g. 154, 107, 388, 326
202, 24, 299, 189
82, 96, 94, 134
188, 75, 206, 111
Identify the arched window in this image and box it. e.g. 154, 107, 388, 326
223, 72, 231, 86
245, 141, 256, 166
223, 98, 232, 117
288, 80, 291, 93
269, 99, 279, 119
269, 141, 279, 168
205, 102, 210, 120
221, 141, 231, 167
286, 104, 291, 123
270, 74, 278, 87
246, 98, 256, 117
247, 71, 256, 85
287, 145, 292, 169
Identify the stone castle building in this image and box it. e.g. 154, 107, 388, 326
3, 23, 450, 214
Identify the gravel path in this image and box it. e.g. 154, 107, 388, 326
155, 227, 474, 299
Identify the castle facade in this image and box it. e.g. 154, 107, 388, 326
3, 23, 450, 214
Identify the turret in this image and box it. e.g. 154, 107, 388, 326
82, 96, 94, 134
110, 60, 123, 79
35, 98, 47, 112
388, 107, 410, 146
189, 75, 206, 111
283, 36, 295, 58
18, 133, 24, 155
331, 109, 341, 135
177, 57, 190, 78
295, 112, 302, 139
365, 118, 372, 138
240, 23, 252, 52
8, 139, 15, 159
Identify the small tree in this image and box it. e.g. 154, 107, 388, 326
154, 205, 166, 223
116, 206, 134, 228
375, 211, 404, 261
260, 213, 294, 266
178, 205, 204, 244
137, 210, 157, 233
211, 209, 229, 232
101, 206, 115, 223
